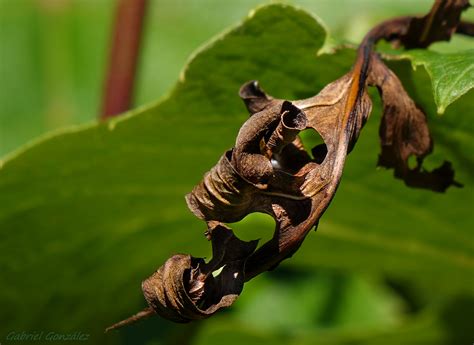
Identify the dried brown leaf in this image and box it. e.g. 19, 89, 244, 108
141, 223, 258, 322
369, 55, 459, 192
107, 0, 471, 329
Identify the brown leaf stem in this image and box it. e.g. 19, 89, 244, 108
105, 307, 155, 332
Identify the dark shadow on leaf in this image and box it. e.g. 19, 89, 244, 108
120, 314, 200, 345
440, 295, 474, 345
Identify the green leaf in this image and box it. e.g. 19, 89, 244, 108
383, 48, 474, 114
0, 4, 330, 343
230, 269, 404, 332
192, 307, 464, 345
0, 4, 473, 345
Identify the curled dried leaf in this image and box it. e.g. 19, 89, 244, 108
188, 65, 373, 279
124, 67, 374, 326
141, 223, 257, 323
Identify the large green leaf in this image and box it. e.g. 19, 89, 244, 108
0, 4, 473, 344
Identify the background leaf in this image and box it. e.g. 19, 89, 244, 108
383, 48, 474, 114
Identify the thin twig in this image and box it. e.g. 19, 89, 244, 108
105, 307, 155, 332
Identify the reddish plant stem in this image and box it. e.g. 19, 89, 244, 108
100, 0, 148, 119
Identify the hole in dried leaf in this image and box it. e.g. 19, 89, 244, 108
212, 266, 225, 277
421, 151, 448, 171
228, 213, 274, 249
299, 128, 327, 164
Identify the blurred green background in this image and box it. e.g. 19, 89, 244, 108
0, 1, 473, 345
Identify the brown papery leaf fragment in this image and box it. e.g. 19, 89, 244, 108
358, 0, 468, 191
369, 55, 459, 192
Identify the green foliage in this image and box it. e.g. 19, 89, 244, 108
0, 0, 115, 156
0, 3, 473, 345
